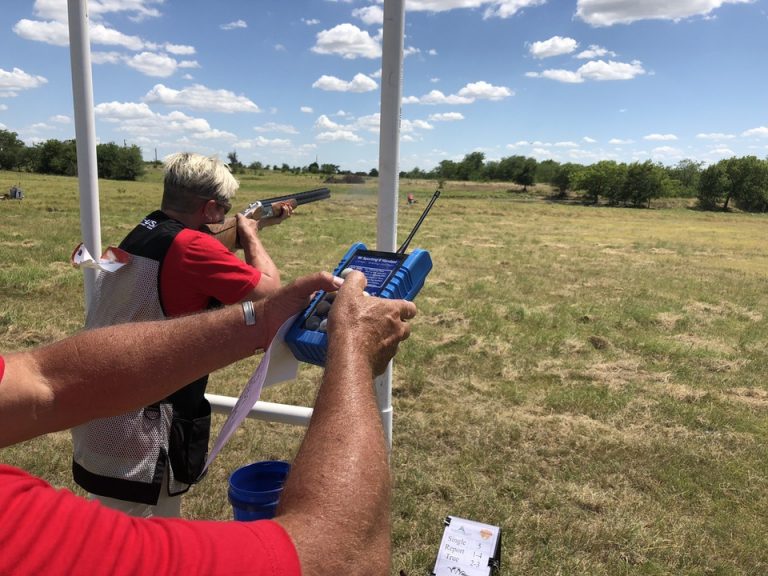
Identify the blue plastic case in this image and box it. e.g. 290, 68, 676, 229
285, 242, 432, 366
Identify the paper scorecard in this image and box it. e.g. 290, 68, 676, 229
203, 315, 300, 472
433, 516, 501, 576
71, 242, 131, 272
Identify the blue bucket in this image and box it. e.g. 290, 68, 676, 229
228, 460, 290, 521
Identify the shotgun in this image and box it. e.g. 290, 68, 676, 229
204, 187, 331, 250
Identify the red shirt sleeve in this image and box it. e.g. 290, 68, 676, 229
161, 229, 262, 316
0, 465, 301, 576
0, 355, 4, 384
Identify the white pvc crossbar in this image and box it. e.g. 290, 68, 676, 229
206, 394, 312, 427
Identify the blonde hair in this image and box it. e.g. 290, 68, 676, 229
161, 152, 239, 213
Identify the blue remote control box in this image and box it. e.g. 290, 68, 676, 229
285, 242, 432, 366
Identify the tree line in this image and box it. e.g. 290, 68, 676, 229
0, 130, 144, 181
402, 152, 768, 212
3, 129, 768, 212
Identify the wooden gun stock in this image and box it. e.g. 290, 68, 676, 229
203, 187, 331, 251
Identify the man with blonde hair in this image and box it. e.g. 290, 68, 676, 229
72, 152, 293, 518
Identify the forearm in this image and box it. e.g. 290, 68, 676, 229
276, 339, 391, 576
0, 304, 256, 447
241, 234, 280, 296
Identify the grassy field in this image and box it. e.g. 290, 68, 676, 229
1, 169, 768, 575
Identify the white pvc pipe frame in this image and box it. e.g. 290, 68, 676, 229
67, 0, 405, 446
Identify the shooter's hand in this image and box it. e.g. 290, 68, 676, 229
327, 271, 417, 376
258, 200, 295, 230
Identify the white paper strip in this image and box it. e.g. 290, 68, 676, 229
71, 242, 130, 273
203, 315, 299, 471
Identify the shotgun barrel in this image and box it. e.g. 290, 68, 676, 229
205, 187, 332, 251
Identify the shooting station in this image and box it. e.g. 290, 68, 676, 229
66, 1, 500, 572
66, 0, 405, 442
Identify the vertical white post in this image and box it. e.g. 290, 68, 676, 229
67, 0, 102, 311
376, 0, 405, 449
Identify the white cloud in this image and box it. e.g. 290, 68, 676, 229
312, 73, 378, 93
50, 114, 70, 123
644, 133, 678, 141
0, 105, 8, 111
529, 36, 578, 59
241, 136, 293, 149
458, 81, 513, 100
317, 130, 364, 143
555, 141, 579, 147
89, 23, 145, 50
531, 59, 646, 83
526, 69, 583, 83
126, 52, 180, 77
353, 6, 384, 25
742, 126, 768, 138
95, 101, 226, 140
579, 59, 646, 81
583, 136, 597, 143
609, 138, 633, 145
143, 84, 260, 113
164, 43, 196, 56
575, 45, 616, 59
576, 0, 753, 26
405, 90, 473, 105
254, 122, 299, 134
300, 106, 314, 114
13, 19, 69, 46
315, 115, 343, 131
0, 67, 48, 97
220, 20, 248, 30
402, 119, 434, 133
428, 112, 465, 122
401, 0, 546, 19
696, 132, 736, 140
312, 24, 381, 59
91, 51, 123, 65
651, 146, 683, 159
302, 18, 320, 26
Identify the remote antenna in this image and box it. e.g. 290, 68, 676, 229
397, 189, 441, 254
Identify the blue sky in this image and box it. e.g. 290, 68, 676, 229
1, 0, 767, 173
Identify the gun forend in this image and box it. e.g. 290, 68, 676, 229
259, 188, 331, 217
204, 187, 332, 251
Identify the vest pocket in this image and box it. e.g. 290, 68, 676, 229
168, 399, 211, 485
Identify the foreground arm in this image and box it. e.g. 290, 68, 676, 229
0, 272, 341, 449
275, 272, 417, 576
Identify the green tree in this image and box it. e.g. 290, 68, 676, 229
697, 162, 731, 210
320, 163, 339, 175
552, 163, 581, 197
0, 129, 27, 170
573, 160, 625, 204
33, 139, 78, 176
727, 156, 768, 212
227, 151, 245, 173
622, 161, 668, 208
513, 157, 537, 192
433, 159, 458, 180
666, 159, 702, 197
535, 159, 560, 185
456, 152, 485, 181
